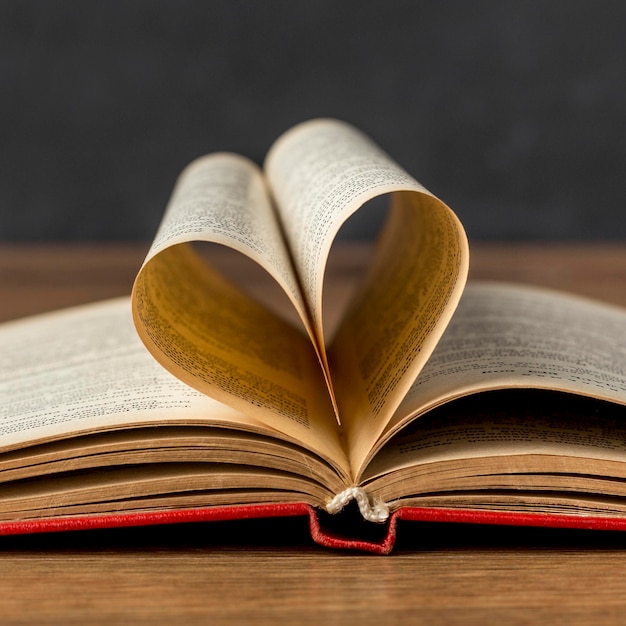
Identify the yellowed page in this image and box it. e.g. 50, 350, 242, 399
133, 120, 469, 483
265, 121, 469, 453
0, 427, 346, 496
356, 282, 626, 478
331, 191, 468, 475
133, 244, 344, 460
0, 297, 349, 479
132, 153, 347, 471
362, 392, 626, 486
146, 152, 304, 315
0, 464, 333, 520
266, 119, 437, 351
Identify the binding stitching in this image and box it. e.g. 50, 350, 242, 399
326, 487, 389, 523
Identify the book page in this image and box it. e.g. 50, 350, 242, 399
0, 299, 253, 447
146, 152, 304, 315
265, 120, 469, 447
0, 425, 346, 497
362, 391, 626, 485
132, 152, 348, 473
0, 298, 349, 478
0, 463, 333, 521
357, 282, 626, 477
266, 119, 433, 348
133, 245, 347, 472
331, 191, 468, 475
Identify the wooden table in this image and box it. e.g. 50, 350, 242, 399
1, 242, 626, 625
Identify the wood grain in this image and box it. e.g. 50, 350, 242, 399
1, 242, 626, 625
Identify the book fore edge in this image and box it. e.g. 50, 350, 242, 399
326, 487, 390, 523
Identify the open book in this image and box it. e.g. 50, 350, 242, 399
2, 119, 626, 554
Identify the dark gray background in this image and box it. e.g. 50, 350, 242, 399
1, 0, 625, 241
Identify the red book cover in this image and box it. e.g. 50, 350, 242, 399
2, 505, 626, 554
